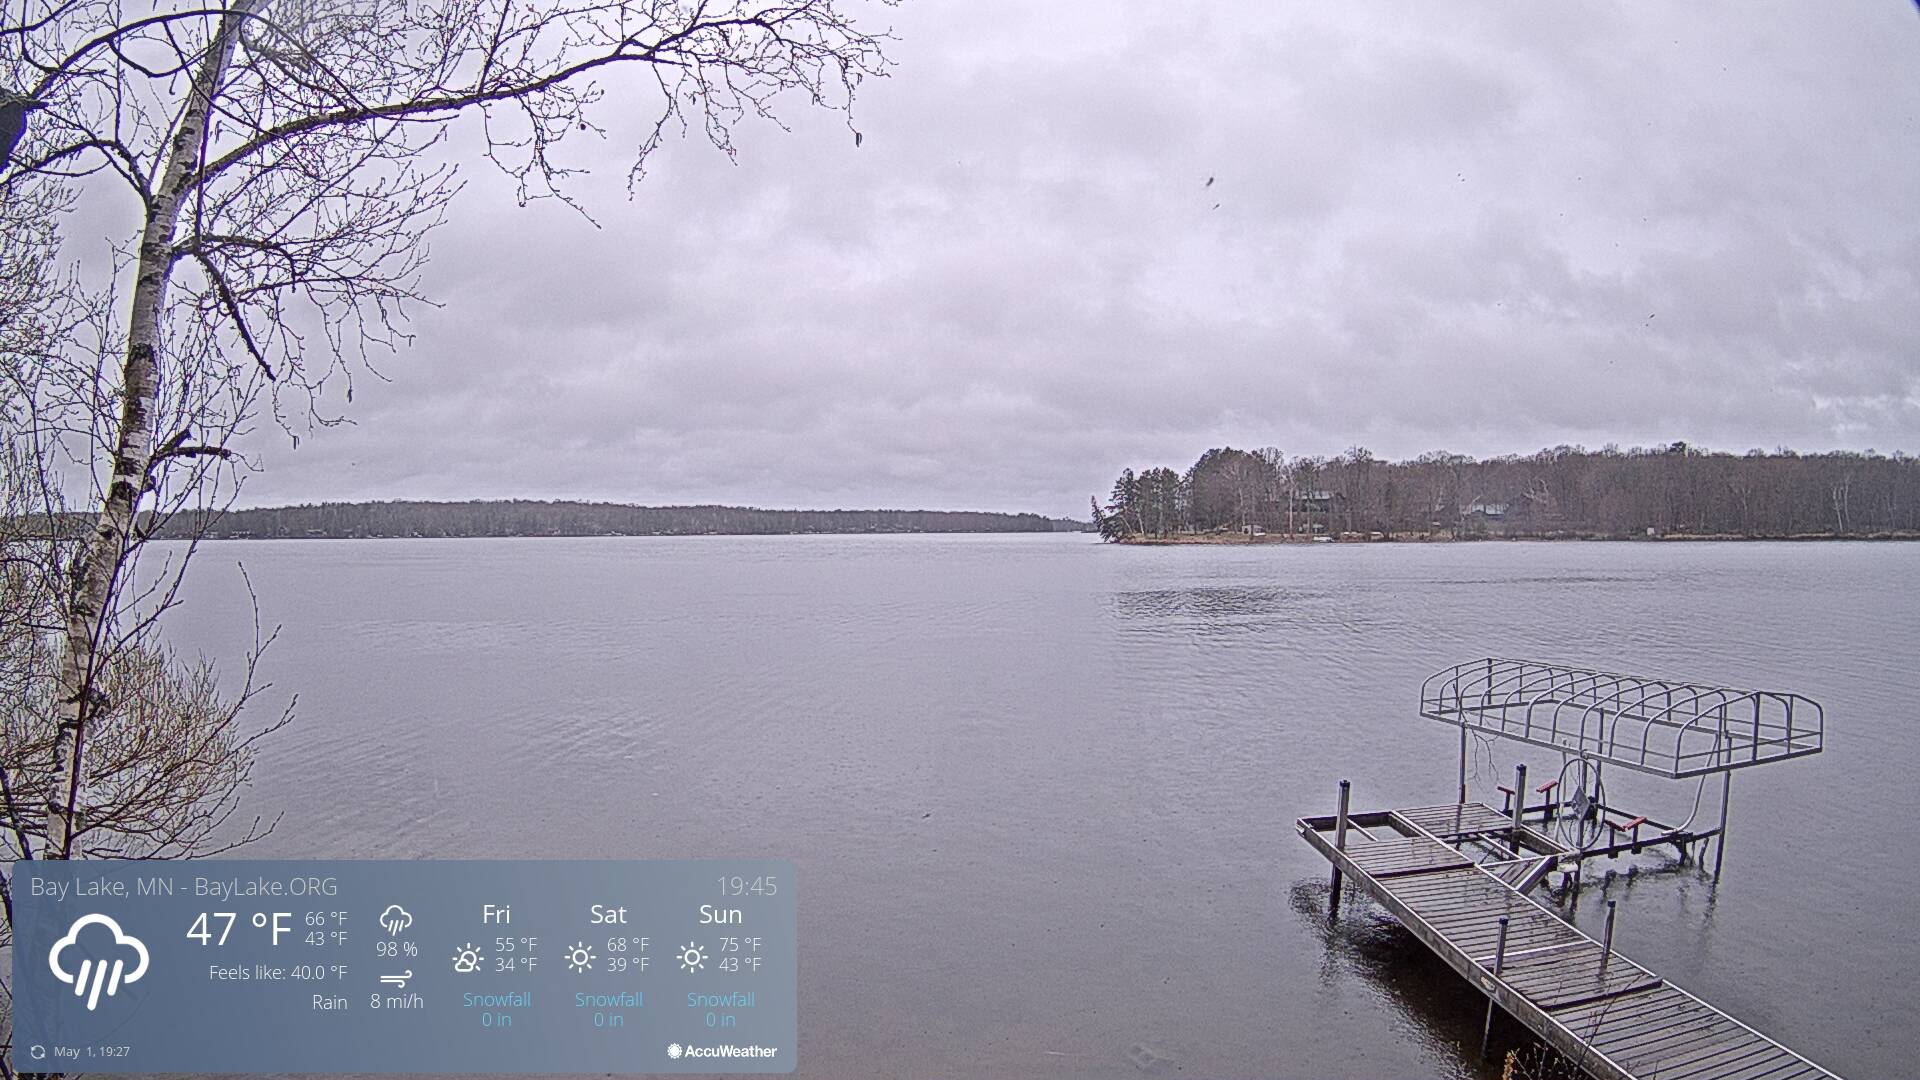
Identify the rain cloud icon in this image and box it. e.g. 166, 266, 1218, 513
49, 914, 149, 1011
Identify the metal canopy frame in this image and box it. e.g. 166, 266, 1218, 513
1421, 658, 1827, 881
1421, 657, 1824, 780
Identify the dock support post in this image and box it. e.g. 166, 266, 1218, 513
1599, 900, 1617, 976
1713, 771, 1732, 881
1481, 915, 1511, 1058
1510, 763, 1527, 855
1458, 726, 1469, 804
1330, 779, 1351, 916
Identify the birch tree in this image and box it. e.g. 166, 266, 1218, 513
1, 0, 899, 861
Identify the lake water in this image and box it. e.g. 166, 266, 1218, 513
165, 535, 1915, 1079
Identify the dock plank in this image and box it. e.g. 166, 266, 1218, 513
1498, 945, 1662, 1010
1555, 983, 1837, 1080
1711, 1063, 1824, 1080
1596, 1015, 1753, 1062
1675, 1047, 1802, 1080
1591, 1009, 1739, 1053
1571, 998, 1694, 1037
1556, 984, 1696, 1033
1390, 874, 1583, 962
1394, 802, 1516, 838
1652, 1043, 1796, 1080
1340, 835, 1474, 878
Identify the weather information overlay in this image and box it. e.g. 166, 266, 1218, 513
8, 859, 796, 1073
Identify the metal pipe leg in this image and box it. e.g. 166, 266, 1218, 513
1330, 779, 1351, 916
1599, 900, 1617, 978
1481, 916, 1511, 1058
1458, 726, 1469, 805
1713, 771, 1732, 880
1510, 763, 1527, 855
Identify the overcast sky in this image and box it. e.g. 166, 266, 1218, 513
222, 1, 1919, 517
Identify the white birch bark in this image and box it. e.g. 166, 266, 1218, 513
46, 0, 262, 860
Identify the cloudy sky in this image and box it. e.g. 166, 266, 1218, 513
230, 1, 1919, 517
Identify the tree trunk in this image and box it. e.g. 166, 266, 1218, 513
47, 2, 258, 860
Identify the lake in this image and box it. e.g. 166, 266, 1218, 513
164, 535, 1914, 1079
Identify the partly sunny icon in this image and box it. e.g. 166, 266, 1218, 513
49, 914, 150, 1011
452, 942, 484, 973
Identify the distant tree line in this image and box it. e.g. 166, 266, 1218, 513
156, 500, 1086, 539
1093, 444, 1920, 541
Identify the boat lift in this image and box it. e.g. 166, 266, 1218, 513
1420, 657, 1826, 883
1295, 661, 1843, 1078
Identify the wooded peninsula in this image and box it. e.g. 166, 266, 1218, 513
1094, 444, 1920, 542
161, 501, 1083, 539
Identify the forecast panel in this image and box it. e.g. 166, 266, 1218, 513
9, 859, 795, 1073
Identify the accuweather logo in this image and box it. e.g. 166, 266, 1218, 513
49, 914, 149, 1010
670, 1043, 780, 1061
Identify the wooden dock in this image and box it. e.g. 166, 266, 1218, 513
1299, 801, 1843, 1080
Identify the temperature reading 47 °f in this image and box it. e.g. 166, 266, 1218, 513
189, 911, 295, 946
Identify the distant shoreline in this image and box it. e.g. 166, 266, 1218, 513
1095, 444, 1920, 544
185, 529, 1097, 540
148, 499, 1090, 541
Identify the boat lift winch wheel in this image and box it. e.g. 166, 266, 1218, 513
1556, 753, 1607, 852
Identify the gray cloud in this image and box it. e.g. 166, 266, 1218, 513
228, 1, 1920, 515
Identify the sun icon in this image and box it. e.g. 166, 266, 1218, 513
565, 941, 595, 973
451, 942, 484, 974
677, 942, 706, 972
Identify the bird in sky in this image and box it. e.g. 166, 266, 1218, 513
1205, 176, 1215, 187
1, 89, 49, 170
